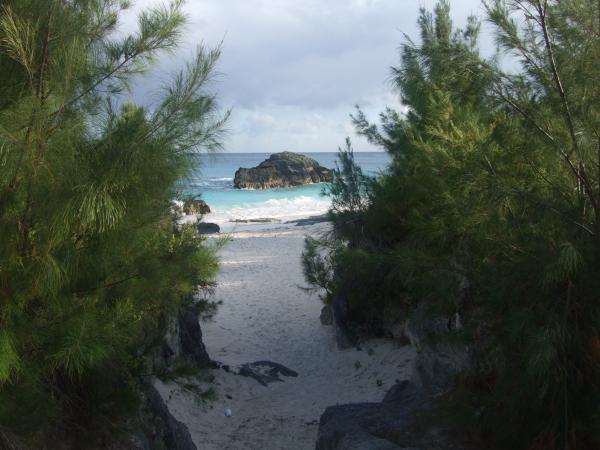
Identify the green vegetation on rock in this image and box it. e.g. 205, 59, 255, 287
234, 151, 333, 189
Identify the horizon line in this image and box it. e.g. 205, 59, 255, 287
208, 150, 388, 154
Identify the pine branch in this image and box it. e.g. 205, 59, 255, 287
74, 273, 141, 296
535, 1, 579, 158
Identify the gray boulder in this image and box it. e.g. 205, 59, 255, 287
330, 288, 359, 349
144, 383, 198, 450
178, 306, 212, 367
151, 304, 213, 374
234, 152, 333, 189
196, 222, 220, 235
404, 303, 468, 393
182, 199, 210, 215
315, 270, 473, 450
315, 381, 428, 450
320, 305, 333, 326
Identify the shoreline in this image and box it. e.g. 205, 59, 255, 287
156, 220, 415, 449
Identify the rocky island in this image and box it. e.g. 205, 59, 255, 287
234, 151, 333, 189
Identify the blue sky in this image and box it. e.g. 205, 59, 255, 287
124, 1, 496, 153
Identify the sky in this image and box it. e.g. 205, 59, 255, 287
124, 0, 495, 153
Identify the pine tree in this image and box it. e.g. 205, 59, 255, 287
480, 2, 600, 447
304, 1, 600, 448
0, 0, 227, 446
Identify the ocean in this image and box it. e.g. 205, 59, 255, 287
181, 152, 391, 224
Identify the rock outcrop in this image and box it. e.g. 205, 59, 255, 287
314, 317, 470, 449
316, 375, 474, 450
150, 303, 214, 376
315, 275, 472, 449
320, 305, 333, 326
183, 199, 211, 215
123, 303, 210, 450
329, 286, 359, 349
196, 222, 220, 235
234, 152, 333, 189
143, 383, 198, 450
177, 305, 212, 367
404, 303, 468, 393
112, 383, 198, 450
316, 380, 430, 450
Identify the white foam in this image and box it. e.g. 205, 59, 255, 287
206, 195, 331, 225
189, 177, 234, 188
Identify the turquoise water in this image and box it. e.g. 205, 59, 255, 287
181, 152, 390, 222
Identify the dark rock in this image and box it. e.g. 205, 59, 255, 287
316, 381, 429, 450
331, 290, 359, 349
196, 222, 220, 235
382, 303, 408, 343
233, 152, 333, 189
382, 380, 422, 405
183, 199, 211, 215
161, 342, 175, 360
145, 383, 197, 450
286, 214, 331, 226
178, 306, 212, 367
315, 271, 473, 450
405, 303, 468, 393
320, 305, 333, 326
237, 360, 298, 386
149, 303, 215, 375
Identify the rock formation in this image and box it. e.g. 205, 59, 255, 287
177, 305, 212, 367
234, 152, 333, 189
237, 360, 299, 386
124, 303, 212, 450
150, 303, 213, 373
315, 380, 430, 450
196, 222, 220, 235
315, 275, 472, 449
143, 383, 198, 450
182, 199, 211, 215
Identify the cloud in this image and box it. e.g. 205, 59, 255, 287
124, 0, 492, 152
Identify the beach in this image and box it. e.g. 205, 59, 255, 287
182, 152, 390, 228
155, 221, 416, 450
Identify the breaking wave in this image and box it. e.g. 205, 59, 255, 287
208, 195, 331, 223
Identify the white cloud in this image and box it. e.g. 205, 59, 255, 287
124, 0, 493, 152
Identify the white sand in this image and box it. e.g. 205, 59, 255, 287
156, 222, 416, 450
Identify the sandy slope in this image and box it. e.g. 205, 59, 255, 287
156, 222, 415, 450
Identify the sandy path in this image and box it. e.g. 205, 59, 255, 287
156, 223, 415, 450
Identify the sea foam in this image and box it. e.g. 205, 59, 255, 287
207, 195, 331, 224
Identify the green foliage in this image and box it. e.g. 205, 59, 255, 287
301, 235, 337, 300
0, 334, 19, 383
324, 138, 372, 217
0, 0, 226, 447
306, 1, 600, 448
302, 137, 377, 305
157, 358, 216, 405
